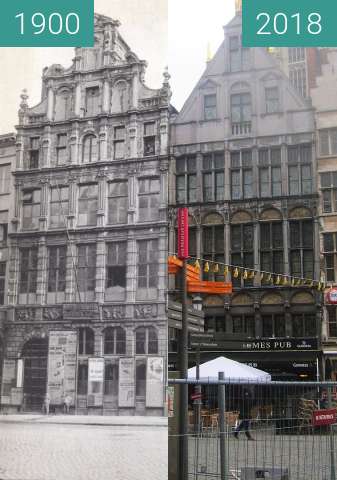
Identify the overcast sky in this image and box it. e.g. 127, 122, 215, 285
0, 0, 235, 134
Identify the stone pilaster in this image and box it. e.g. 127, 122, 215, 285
36, 237, 47, 305
95, 236, 106, 304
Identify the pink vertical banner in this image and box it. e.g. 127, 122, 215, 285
177, 207, 189, 259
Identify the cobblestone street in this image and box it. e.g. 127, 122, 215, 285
0, 416, 167, 480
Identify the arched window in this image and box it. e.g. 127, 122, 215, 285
136, 361, 146, 397
82, 135, 98, 163
135, 327, 158, 355
78, 327, 94, 355
55, 89, 71, 121
104, 327, 126, 355
104, 363, 118, 395
77, 364, 88, 395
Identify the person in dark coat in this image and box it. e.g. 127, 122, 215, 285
234, 387, 255, 440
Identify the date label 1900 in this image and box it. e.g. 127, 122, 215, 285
0, 0, 94, 47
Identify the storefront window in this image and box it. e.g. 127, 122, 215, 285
104, 363, 118, 395
77, 364, 88, 395
136, 361, 146, 397
104, 327, 126, 355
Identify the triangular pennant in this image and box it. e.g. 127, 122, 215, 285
213, 263, 219, 273
204, 262, 210, 273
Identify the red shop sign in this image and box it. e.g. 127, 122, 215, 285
177, 208, 189, 259
312, 408, 337, 426
326, 289, 337, 304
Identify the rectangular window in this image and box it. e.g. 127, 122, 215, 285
56, 134, 67, 165
29, 137, 40, 169
138, 178, 160, 222
22, 189, 40, 230
77, 245, 96, 294
232, 315, 255, 336
47, 246, 66, 303
323, 233, 337, 282
231, 93, 252, 123
230, 150, 253, 200
204, 94, 217, 120
85, 87, 100, 116
319, 129, 337, 156
289, 67, 307, 98
288, 145, 312, 195
0, 210, 8, 245
290, 220, 313, 278
50, 186, 69, 228
143, 122, 156, 156
114, 126, 126, 160
0, 262, 5, 305
107, 181, 128, 225
19, 247, 38, 296
202, 225, 224, 281
229, 36, 250, 72
176, 156, 197, 204
202, 152, 224, 201
320, 172, 337, 213
328, 309, 337, 338
231, 223, 254, 288
288, 48, 305, 64
265, 87, 280, 113
106, 242, 127, 300
78, 184, 98, 226
0, 164, 10, 194
292, 314, 316, 337
262, 314, 285, 337
137, 239, 158, 291
260, 222, 283, 281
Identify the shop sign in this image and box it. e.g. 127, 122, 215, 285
88, 357, 104, 407
146, 357, 164, 408
326, 289, 337, 304
312, 408, 337, 426
190, 334, 318, 352
47, 331, 77, 405
119, 358, 135, 407
177, 207, 189, 259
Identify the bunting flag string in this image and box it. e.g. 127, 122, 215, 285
169, 253, 326, 291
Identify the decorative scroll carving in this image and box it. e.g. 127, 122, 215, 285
134, 304, 158, 319
102, 305, 126, 320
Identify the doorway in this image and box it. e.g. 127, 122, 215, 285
22, 337, 48, 411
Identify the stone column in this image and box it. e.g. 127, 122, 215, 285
102, 77, 110, 113
47, 86, 55, 121
283, 215, 290, 275
95, 235, 106, 304
65, 238, 77, 303
128, 174, 135, 224
224, 145, 231, 201
160, 111, 168, 156
41, 127, 51, 168
68, 178, 77, 230
74, 82, 82, 117
8, 243, 19, 305
131, 71, 138, 110
99, 124, 108, 162
96, 173, 106, 228
253, 221, 259, 286
126, 237, 136, 303
36, 237, 47, 305
196, 153, 203, 203
69, 126, 79, 165
128, 114, 138, 159
15, 138, 24, 170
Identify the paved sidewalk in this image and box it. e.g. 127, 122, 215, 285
0, 413, 167, 427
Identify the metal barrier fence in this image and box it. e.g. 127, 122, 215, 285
168, 378, 337, 480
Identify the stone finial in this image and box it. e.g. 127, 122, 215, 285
19, 89, 29, 111
161, 67, 172, 100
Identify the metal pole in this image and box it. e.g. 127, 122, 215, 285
218, 372, 227, 480
194, 345, 201, 435
179, 258, 189, 480
328, 386, 336, 480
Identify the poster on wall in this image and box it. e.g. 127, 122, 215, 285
88, 357, 104, 407
1, 359, 16, 405
146, 357, 164, 408
118, 357, 135, 407
47, 331, 77, 405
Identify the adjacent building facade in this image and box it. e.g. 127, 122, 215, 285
1, 14, 169, 415
169, 11, 323, 380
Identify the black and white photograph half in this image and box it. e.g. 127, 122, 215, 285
0, 1, 168, 479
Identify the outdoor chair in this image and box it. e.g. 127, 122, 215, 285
297, 398, 318, 433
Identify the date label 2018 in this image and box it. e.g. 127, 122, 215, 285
243, 0, 335, 47
0, 0, 93, 47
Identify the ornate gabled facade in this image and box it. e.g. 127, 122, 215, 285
2, 13, 169, 415
169, 11, 323, 380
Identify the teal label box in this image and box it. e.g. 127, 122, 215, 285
0, 0, 94, 47
243, 0, 336, 47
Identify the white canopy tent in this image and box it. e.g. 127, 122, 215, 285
188, 356, 271, 382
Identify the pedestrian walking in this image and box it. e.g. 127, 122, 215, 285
234, 387, 255, 440
43, 392, 50, 415
63, 394, 72, 414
